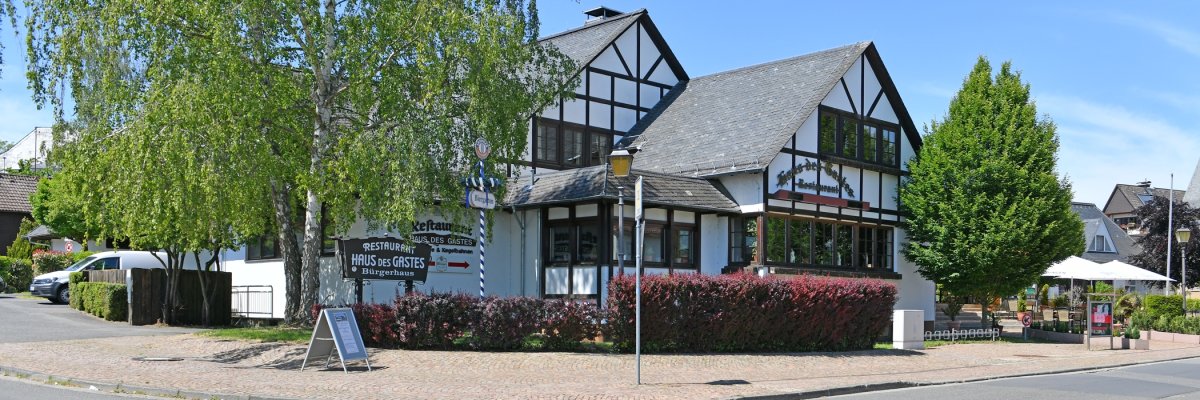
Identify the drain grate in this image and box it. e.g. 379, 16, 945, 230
1014, 354, 1048, 358
707, 379, 751, 386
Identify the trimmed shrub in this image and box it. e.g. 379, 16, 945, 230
606, 273, 897, 353
466, 296, 544, 350
394, 292, 476, 349
0, 256, 34, 293
1129, 310, 1154, 331
69, 271, 86, 310
32, 249, 73, 275
542, 300, 601, 351
75, 282, 127, 321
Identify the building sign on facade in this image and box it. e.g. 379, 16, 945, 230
774, 158, 856, 199
411, 217, 476, 273
340, 238, 432, 282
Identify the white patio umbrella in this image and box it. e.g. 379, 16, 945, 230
1043, 256, 1105, 280
1100, 260, 1174, 282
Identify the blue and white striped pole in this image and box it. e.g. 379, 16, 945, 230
478, 160, 487, 299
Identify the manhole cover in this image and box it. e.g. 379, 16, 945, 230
707, 379, 751, 386
132, 357, 183, 362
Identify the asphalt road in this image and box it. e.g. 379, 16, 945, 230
0, 375, 158, 400
835, 357, 1200, 400
0, 294, 198, 343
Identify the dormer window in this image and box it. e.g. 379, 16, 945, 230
1091, 235, 1112, 252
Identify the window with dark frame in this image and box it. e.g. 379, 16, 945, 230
534, 118, 614, 170
246, 236, 280, 260
818, 108, 900, 168
728, 216, 758, 264
749, 214, 895, 272
612, 213, 697, 270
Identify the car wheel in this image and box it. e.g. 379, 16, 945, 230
56, 285, 70, 305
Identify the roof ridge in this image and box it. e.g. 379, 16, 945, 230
689, 41, 870, 82
537, 9, 646, 42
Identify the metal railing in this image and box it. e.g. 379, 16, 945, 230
231, 285, 274, 319
924, 328, 1000, 342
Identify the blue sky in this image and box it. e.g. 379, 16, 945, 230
1, 1, 1198, 206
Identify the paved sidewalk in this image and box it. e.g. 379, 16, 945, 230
1, 333, 1199, 399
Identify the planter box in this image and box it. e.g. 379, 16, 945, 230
1029, 329, 1084, 344
1130, 338, 1150, 350
1148, 331, 1200, 344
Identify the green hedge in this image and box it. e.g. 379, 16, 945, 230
0, 256, 33, 293
1143, 295, 1200, 320
75, 282, 127, 321
69, 272, 86, 310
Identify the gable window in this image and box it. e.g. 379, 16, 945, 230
535, 118, 613, 169
818, 108, 900, 168
1092, 235, 1112, 252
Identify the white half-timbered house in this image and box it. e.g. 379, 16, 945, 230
221, 7, 935, 326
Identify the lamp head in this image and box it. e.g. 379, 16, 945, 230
609, 149, 633, 178
1177, 227, 1192, 244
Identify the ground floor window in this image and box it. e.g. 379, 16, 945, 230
611, 212, 697, 270
742, 214, 894, 271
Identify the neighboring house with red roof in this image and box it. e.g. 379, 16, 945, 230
0, 173, 40, 255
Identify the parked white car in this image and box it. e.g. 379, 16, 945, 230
29, 251, 168, 304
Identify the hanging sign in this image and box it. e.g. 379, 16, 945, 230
468, 189, 496, 209
1090, 301, 1113, 336
301, 308, 371, 373
474, 138, 492, 160
339, 238, 432, 282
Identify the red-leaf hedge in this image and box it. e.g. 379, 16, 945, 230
605, 273, 897, 352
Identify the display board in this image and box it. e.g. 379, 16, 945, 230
340, 238, 432, 282
1090, 301, 1113, 337
301, 308, 371, 373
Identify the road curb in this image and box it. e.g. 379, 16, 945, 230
740, 354, 1200, 399
0, 364, 298, 400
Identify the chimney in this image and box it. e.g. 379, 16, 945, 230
584, 6, 623, 23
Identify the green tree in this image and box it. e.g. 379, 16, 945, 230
899, 57, 1084, 328
5, 218, 36, 260
0, 139, 13, 154
30, 177, 96, 241
26, 0, 576, 324
1127, 197, 1200, 288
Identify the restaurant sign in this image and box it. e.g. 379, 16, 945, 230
339, 238, 432, 282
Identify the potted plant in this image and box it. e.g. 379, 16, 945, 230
1016, 298, 1029, 325
942, 297, 964, 330
1125, 327, 1149, 350
1038, 284, 1050, 311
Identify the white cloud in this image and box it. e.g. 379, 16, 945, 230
1035, 93, 1198, 206
1110, 14, 1200, 58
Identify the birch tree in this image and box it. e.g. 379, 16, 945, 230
27, 0, 575, 324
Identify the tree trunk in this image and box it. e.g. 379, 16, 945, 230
299, 189, 323, 324
272, 181, 305, 325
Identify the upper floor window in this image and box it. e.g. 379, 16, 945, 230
535, 118, 612, 169
818, 108, 899, 167
1091, 235, 1112, 252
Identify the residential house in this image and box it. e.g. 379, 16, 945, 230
1102, 183, 1184, 236
0, 174, 39, 255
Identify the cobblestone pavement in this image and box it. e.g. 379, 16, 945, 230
2, 332, 1200, 400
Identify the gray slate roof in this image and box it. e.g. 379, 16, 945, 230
539, 10, 643, 74
1185, 158, 1200, 208
504, 166, 739, 213
1111, 184, 1184, 211
620, 42, 878, 177
25, 224, 56, 240
0, 173, 39, 214
1072, 202, 1139, 263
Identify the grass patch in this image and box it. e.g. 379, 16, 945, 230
11, 291, 39, 300
197, 326, 311, 343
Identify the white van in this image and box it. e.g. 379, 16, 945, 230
29, 251, 169, 304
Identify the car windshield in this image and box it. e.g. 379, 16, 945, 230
65, 256, 97, 272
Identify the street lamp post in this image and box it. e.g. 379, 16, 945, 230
608, 148, 641, 385
1178, 227, 1192, 314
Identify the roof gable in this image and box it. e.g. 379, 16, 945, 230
0, 173, 39, 214
1072, 202, 1139, 263
539, 10, 686, 83
620, 42, 919, 177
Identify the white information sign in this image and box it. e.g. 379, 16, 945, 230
301, 308, 371, 373
468, 189, 496, 209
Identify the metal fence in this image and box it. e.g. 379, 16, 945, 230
924, 328, 1000, 342
231, 285, 274, 319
